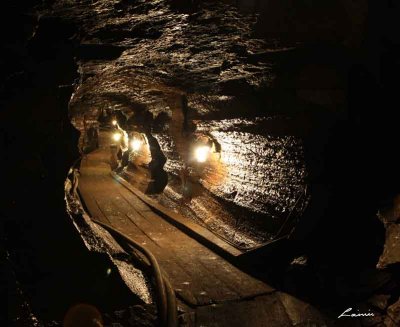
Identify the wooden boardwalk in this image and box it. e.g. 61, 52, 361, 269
78, 131, 330, 326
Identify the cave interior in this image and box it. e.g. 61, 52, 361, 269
1, 0, 400, 326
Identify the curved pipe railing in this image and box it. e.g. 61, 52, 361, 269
90, 219, 178, 327
67, 156, 177, 327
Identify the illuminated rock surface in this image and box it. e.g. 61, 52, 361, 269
53, 0, 313, 248
2, 0, 400, 325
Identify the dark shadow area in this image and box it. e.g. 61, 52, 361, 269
145, 133, 169, 195
238, 0, 400, 317
0, 4, 143, 325
78, 44, 127, 61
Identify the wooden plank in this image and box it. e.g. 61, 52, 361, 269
91, 194, 204, 305
111, 172, 242, 258
113, 193, 255, 301
136, 209, 273, 298
78, 182, 110, 224
277, 292, 331, 326
83, 175, 271, 304
78, 131, 272, 307
101, 190, 243, 305
77, 130, 330, 327
195, 294, 292, 327
99, 208, 205, 305
112, 185, 153, 213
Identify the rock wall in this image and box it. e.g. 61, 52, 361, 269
45, 0, 398, 259
0, 2, 145, 323
61, 0, 315, 249
2, 0, 400, 324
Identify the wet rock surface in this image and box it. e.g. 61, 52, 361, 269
2, 0, 400, 325
0, 2, 150, 325
42, 0, 400, 322
378, 224, 400, 268
53, 0, 312, 248
377, 196, 400, 269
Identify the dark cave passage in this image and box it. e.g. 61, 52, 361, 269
2, 0, 400, 326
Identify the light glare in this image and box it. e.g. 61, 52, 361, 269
112, 120, 117, 126
131, 138, 142, 151
113, 133, 121, 142
195, 145, 210, 163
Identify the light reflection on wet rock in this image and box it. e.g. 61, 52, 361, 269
60, 0, 308, 248
196, 118, 307, 218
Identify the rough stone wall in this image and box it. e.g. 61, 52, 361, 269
59, 0, 357, 248
0, 2, 147, 323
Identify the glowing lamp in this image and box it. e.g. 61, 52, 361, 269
130, 138, 142, 151
112, 133, 121, 142
194, 145, 211, 163
112, 120, 117, 126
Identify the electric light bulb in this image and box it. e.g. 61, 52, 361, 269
112, 133, 121, 142
194, 145, 210, 163
131, 138, 142, 151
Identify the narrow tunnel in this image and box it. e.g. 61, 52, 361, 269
1, 0, 400, 326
